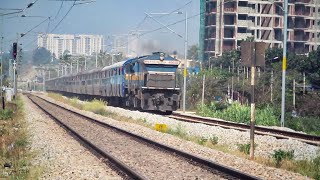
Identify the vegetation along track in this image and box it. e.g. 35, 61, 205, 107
169, 112, 320, 146
27, 94, 259, 180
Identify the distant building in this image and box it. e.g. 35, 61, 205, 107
37, 33, 103, 57
199, 0, 320, 61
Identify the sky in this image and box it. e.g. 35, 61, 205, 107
0, 0, 200, 56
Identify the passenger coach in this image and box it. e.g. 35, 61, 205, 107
46, 52, 181, 113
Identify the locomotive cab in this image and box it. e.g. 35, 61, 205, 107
124, 52, 180, 112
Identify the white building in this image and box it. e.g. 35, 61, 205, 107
37, 33, 103, 57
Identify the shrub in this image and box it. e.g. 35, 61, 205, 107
209, 135, 219, 145
83, 99, 108, 115
286, 116, 320, 135
167, 124, 188, 139
197, 102, 250, 124
256, 105, 279, 126
271, 149, 294, 167
0, 109, 14, 120
69, 97, 83, 109
313, 156, 320, 180
15, 138, 28, 147
222, 103, 250, 124
237, 143, 257, 155
48, 93, 65, 102
197, 136, 208, 145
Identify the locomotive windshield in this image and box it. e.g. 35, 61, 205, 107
145, 64, 178, 72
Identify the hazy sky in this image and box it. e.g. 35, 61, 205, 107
1, 0, 200, 55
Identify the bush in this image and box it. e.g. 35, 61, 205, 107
198, 102, 250, 124
83, 99, 108, 115
256, 105, 279, 126
167, 124, 188, 139
237, 143, 257, 155
198, 102, 280, 126
286, 116, 320, 135
209, 135, 219, 145
197, 136, 208, 145
0, 109, 14, 120
69, 97, 83, 109
271, 149, 294, 167
15, 138, 28, 147
313, 156, 320, 180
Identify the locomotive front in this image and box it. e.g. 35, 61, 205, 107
139, 52, 180, 112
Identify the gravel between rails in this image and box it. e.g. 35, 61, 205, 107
31, 96, 229, 179
37, 93, 314, 179
23, 95, 121, 179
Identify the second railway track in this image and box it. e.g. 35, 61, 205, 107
169, 112, 320, 146
27, 94, 259, 180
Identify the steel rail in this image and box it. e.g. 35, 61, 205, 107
28, 93, 260, 180
27, 94, 146, 180
169, 112, 320, 146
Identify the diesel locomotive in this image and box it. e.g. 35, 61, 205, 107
45, 52, 181, 113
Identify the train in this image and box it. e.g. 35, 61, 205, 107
45, 52, 181, 113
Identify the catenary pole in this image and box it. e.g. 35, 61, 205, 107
183, 11, 188, 113
201, 74, 205, 107
280, 0, 288, 127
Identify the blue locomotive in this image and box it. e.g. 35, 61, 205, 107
46, 52, 181, 113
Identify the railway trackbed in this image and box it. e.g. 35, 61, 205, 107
169, 112, 320, 146
27, 94, 259, 180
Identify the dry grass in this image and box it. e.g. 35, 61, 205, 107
0, 95, 42, 179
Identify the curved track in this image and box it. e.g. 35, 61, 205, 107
169, 112, 320, 146
27, 94, 260, 180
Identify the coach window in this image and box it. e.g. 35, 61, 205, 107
128, 64, 134, 73
133, 62, 139, 73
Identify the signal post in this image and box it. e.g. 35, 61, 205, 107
240, 41, 266, 160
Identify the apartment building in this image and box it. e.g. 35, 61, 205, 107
37, 33, 103, 57
199, 0, 320, 61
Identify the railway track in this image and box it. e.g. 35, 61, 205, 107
169, 112, 320, 146
27, 94, 259, 180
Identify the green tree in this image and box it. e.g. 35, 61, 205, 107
304, 47, 320, 85
32, 47, 52, 65
187, 44, 199, 60
265, 47, 283, 68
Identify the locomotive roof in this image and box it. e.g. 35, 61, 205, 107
101, 60, 127, 71
100, 53, 177, 71
138, 53, 176, 61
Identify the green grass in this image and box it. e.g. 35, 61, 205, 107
271, 149, 294, 167
0, 109, 14, 120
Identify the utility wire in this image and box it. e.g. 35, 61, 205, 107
23, 17, 50, 38
54, 1, 64, 20
123, 0, 235, 52
50, 1, 76, 33
158, 0, 192, 18
134, 15, 147, 30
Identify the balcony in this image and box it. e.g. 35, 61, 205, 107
295, 0, 311, 4
238, 6, 249, 14
294, 36, 309, 41
237, 20, 254, 27
222, 45, 234, 51
237, 33, 252, 39
207, 8, 217, 14
275, 36, 283, 42
224, 7, 236, 13
207, 33, 216, 39
293, 48, 308, 54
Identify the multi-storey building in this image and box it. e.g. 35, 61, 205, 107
37, 33, 103, 57
199, 0, 320, 61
